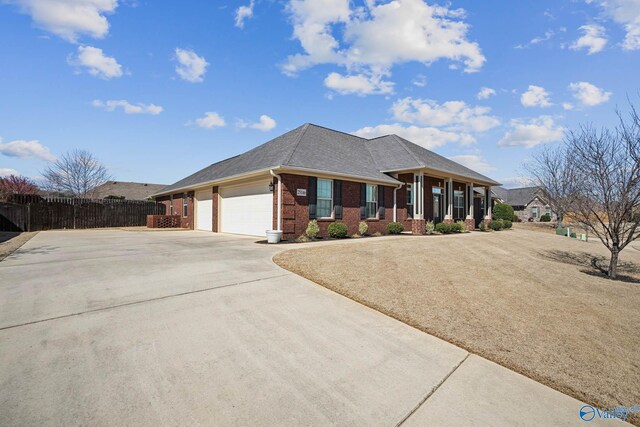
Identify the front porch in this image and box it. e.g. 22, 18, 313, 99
396, 171, 495, 235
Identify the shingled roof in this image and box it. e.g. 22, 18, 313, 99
155, 123, 500, 196
92, 181, 167, 200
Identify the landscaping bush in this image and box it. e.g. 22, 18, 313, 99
387, 222, 404, 234
503, 219, 513, 229
489, 219, 504, 231
305, 219, 319, 239
479, 220, 487, 231
425, 220, 435, 235
540, 213, 551, 222
512, 214, 521, 222
455, 220, 467, 233
493, 203, 515, 221
358, 221, 368, 236
435, 222, 453, 234
327, 222, 348, 238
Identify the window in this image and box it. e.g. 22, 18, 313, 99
545, 206, 552, 215
454, 190, 464, 219
406, 183, 413, 218
317, 179, 333, 218
182, 193, 188, 217
366, 184, 378, 219
531, 206, 539, 218
169, 195, 174, 215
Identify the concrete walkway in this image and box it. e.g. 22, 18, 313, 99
0, 230, 625, 426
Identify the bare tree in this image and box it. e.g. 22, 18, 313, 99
529, 104, 640, 279
42, 149, 111, 198
0, 175, 40, 199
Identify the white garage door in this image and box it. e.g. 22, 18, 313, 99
220, 180, 272, 237
195, 189, 213, 231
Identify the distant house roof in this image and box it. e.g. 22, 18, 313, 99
92, 181, 167, 200
496, 186, 544, 206
154, 123, 500, 196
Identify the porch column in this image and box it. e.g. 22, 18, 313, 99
411, 172, 426, 234
445, 178, 453, 220
484, 187, 492, 219
465, 183, 475, 231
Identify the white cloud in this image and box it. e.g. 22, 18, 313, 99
476, 87, 496, 100
520, 85, 553, 108
192, 112, 226, 129
568, 81, 612, 106
412, 74, 427, 87
68, 45, 122, 79
352, 124, 475, 149
283, 0, 485, 93
92, 99, 163, 115
324, 72, 394, 95
570, 24, 607, 54
448, 154, 495, 174
0, 168, 20, 177
238, 115, 277, 131
235, 0, 254, 28
498, 116, 564, 148
586, 0, 640, 50
498, 176, 535, 188
174, 48, 209, 83
562, 102, 574, 110
0, 137, 56, 162
5, 0, 117, 42
515, 29, 557, 49
391, 97, 500, 133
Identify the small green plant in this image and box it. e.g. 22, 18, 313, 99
493, 203, 515, 221
351, 233, 362, 239
425, 220, 435, 235
387, 222, 404, 234
435, 222, 453, 234
503, 219, 513, 229
328, 222, 348, 238
479, 220, 487, 231
358, 221, 369, 236
455, 220, 467, 233
305, 219, 319, 239
372, 231, 382, 237
540, 213, 551, 222
489, 219, 504, 231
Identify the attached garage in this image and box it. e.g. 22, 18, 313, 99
195, 189, 213, 231
219, 180, 273, 237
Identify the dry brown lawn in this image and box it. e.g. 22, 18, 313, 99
274, 229, 640, 423
0, 232, 37, 262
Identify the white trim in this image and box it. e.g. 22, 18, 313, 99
269, 170, 282, 232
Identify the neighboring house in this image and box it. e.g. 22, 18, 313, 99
495, 186, 557, 222
152, 124, 500, 238
92, 181, 167, 200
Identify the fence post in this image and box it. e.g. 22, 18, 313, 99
27, 203, 31, 232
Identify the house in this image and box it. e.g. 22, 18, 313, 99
92, 181, 167, 200
151, 124, 500, 238
494, 186, 556, 222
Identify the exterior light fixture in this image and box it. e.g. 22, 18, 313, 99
269, 182, 275, 192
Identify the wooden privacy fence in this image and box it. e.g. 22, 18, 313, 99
0, 195, 166, 231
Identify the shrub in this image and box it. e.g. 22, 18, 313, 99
372, 231, 382, 237
387, 222, 404, 234
455, 220, 467, 233
305, 220, 319, 239
328, 222, 348, 238
425, 220, 435, 235
493, 203, 515, 221
503, 220, 513, 229
479, 220, 486, 231
489, 219, 504, 231
512, 214, 521, 222
540, 213, 551, 222
358, 221, 368, 236
435, 222, 453, 234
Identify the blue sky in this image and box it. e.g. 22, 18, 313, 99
1, 0, 639, 188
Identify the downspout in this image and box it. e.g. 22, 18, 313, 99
270, 170, 282, 231
393, 182, 404, 222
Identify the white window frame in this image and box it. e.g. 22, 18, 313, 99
406, 183, 413, 218
316, 179, 333, 219
366, 184, 378, 219
182, 193, 188, 218
454, 190, 464, 219
169, 195, 174, 215
531, 206, 539, 218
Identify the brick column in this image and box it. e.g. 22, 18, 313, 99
412, 218, 426, 235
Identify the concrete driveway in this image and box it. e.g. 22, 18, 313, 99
0, 230, 622, 426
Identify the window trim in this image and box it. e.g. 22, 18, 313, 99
531, 206, 539, 218
182, 193, 188, 218
366, 184, 378, 219
454, 190, 464, 220
406, 183, 413, 218
316, 178, 333, 219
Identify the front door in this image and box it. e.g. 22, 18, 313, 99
432, 188, 443, 224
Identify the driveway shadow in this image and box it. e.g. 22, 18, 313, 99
538, 250, 640, 284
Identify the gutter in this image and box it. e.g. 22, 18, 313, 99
270, 169, 282, 232
393, 182, 404, 222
